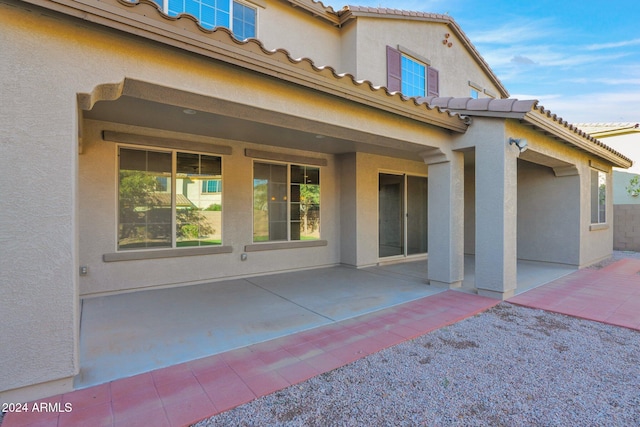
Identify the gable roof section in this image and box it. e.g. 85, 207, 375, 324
419, 97, 633, 168
337, 6, 509, 99
19, 0, 468, 133
280, 2, 509, 99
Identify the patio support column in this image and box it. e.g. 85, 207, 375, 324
422, 149, 464, 288
475, 132, 518, 299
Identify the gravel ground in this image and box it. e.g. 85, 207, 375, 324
195, 303, 640, 426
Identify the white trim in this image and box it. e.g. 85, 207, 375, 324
468, 80, 482, 91
589, 223, 609, 231
397, 45, 431, 66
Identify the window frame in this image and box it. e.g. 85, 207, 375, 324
386, 45, 439, 97
590, 169, 607, 225
159, 0, 258, 39
116, 144, 224, 251
400, 54, 427, 98
252, 160, 321, 243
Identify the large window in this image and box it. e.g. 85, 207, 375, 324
253, 162, 320, 242
590, 169, 607, 224
118, 147, 222, 250
158, 0, 256, 39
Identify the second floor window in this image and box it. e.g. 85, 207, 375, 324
401, 55, 426, 97
387, 46, 439, 97
158, 0, 256, 39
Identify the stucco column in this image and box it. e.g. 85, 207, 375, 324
475, 136, 518, 299
423, 149, 464, 288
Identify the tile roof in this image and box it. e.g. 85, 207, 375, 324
283, 2, 509, 98
339, 6, 509, 98
573, 123, 640, 137
418, 97, 633, 168
344, 6, 452, 21
52, 0, 468, 132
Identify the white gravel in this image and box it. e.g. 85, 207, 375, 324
194, 303, 640, 426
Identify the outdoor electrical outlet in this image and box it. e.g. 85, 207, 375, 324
80, 266, 88, 276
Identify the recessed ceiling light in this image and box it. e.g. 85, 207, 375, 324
183, 109, 197, 115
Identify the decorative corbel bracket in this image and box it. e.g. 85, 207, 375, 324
420, 147, 450, 165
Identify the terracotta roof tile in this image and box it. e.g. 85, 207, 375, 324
345, 5, 450, 21
465, 98, 492, 111
416, 97, 632, 167
62, 0, 469, 131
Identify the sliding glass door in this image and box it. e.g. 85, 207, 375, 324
379, 173, 428, 258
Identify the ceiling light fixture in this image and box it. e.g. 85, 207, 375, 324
183, 109, 197, 115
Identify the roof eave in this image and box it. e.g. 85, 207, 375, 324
523, 111, 632, 169
15, 0, 468, 133
285, 0, 341, 26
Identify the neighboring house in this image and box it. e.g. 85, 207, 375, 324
577, 123, 640, 250
0, 0, 631, 403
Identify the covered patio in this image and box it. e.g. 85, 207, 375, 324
76, 258, 575, 389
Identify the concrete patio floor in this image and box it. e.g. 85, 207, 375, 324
76, 257, 574, 389
10, 256, 640, 427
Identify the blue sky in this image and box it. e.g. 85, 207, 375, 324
323, 0, 640, 124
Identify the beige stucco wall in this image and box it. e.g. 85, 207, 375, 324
463, 158, 476, 254
517, 160, 581, 265
258, 1, 342, 69
0, 0, 457, 401
602, 132, 640, 175
1, 1, 81, 403
355, 153, 429, 267
347, 17, 503, 98
78, 120, 340, 296
504, 120, 613, 267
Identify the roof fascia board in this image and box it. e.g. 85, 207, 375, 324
15, 0, 467, 132
523, 111, 632, 168
342, 9, 509, 99
590, 128, 640, 138
447, 106, 632, 168
447, 110, 526, 120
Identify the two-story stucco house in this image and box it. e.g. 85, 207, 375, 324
0, 0, 631, 403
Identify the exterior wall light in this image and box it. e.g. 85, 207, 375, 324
509, 137, 528, 152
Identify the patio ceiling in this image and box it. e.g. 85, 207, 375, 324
81, 85, 448, 162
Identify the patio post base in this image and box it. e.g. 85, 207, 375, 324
477, 288, 515, 300
429, 280, 462, 289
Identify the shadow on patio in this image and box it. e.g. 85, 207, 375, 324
76, 257, 575, 389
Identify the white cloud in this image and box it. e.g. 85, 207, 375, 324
564, 77, 640, 86
585, 38, 640, 51
468, 18, 562, 45
527, 90, 640, 123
